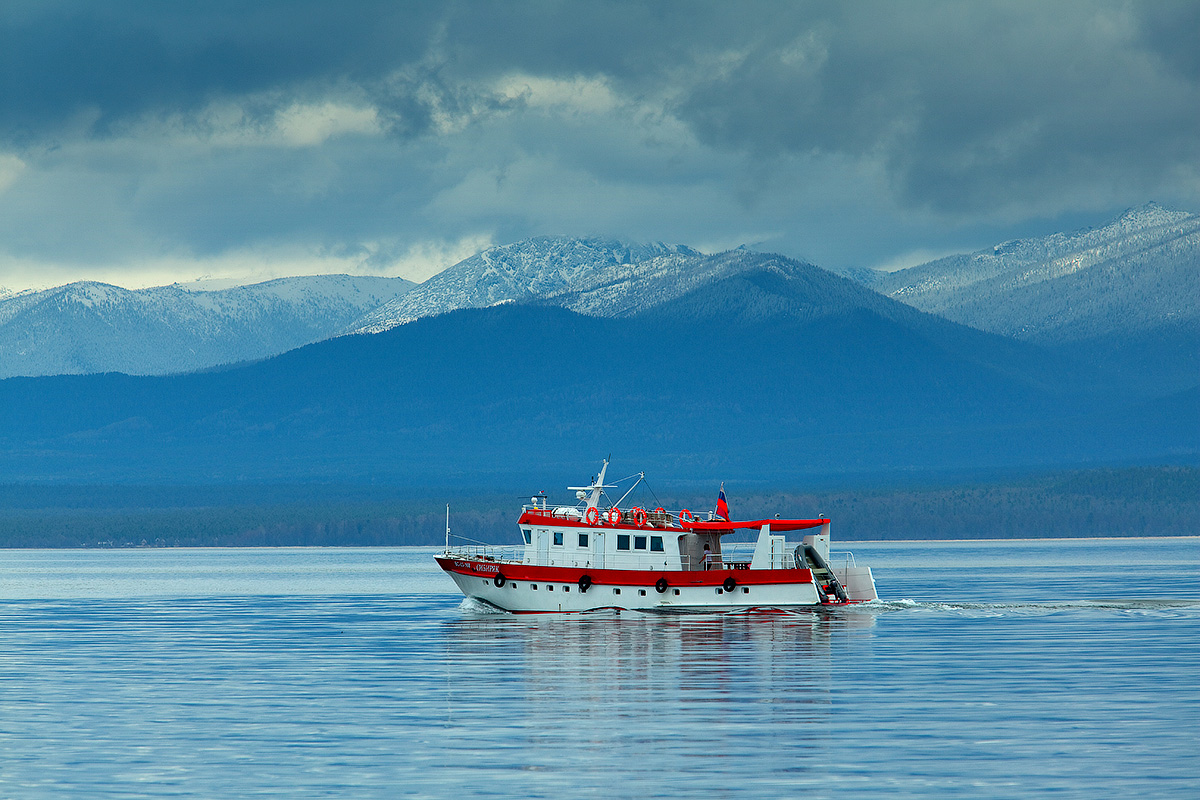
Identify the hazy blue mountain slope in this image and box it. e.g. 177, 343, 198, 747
2, 269, 1188, 486
0, 275, 414, 378
624, 256, 1105, 397
877, 203, 1197, 318
872, 203, 1200, 389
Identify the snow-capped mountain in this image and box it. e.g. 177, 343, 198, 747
0, 275, 413, 378
874, 203, 1200, 343
346, 237, 701, 333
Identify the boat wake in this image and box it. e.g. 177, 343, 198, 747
458, 597, 508, 614
850, 597, 1200, 616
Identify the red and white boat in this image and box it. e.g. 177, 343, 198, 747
436, 460, 878, 613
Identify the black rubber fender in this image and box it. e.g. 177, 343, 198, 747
655, 577, 669, 593
723, 576, 737, 592
493, 573, 506, 588
578, 574, 592, 593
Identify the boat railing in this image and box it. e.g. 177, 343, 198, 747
444, 544, 523, 563
830, 550, 859, 571
678, 542, 796, 571
521, 504, 686, 529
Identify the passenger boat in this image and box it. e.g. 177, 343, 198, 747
436, 460, 877, 613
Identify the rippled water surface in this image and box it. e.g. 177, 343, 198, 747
2, 540, 1198, 799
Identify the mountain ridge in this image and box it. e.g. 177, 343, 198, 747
0, 274, 414, 378
866, 202, 1200, 390
3, 259, 1190, 486
347, 236, 701, 334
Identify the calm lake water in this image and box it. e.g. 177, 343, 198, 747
1, 539, 1197, 799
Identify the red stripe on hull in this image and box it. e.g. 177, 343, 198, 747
435, 556, 814, 587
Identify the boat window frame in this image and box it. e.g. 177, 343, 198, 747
634, 535, 647, 550
521, 528, 532, 544
552, 531, 563, 547
578, 533, 589, 548
650, 535, 664, 552
616, 534, 631, 551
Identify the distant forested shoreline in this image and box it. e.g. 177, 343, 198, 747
1, 466, 1196, 548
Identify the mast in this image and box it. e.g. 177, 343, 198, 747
567, 458, 615, 509
445, 504, 450, 551
590, 459, 609, 508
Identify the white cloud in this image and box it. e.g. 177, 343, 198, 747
0, 233, 498, 293
271, 101, 383, 146
494, 73, 620, 114
354, 234, 497, 283
117, 95, 384, 150
0, 153, 26, 194
0, 246, 361, 292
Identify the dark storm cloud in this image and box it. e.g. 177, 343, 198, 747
5, 1, 1196, 210
668, 1, 1200, 213
0, 1, 1197, 288
0, 1, 443, 139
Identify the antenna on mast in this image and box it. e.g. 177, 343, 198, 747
567, 458, 615, 509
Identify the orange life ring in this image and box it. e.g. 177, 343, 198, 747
632, 507, 647, 527
654, 507, 665, 515
606, 507, 621, 525
679, 508, 694, 525
585, 506, 600, 525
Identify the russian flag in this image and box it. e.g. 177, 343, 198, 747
716, 483, 730, 521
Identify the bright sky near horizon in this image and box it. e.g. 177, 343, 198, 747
1, 1, 1198, 292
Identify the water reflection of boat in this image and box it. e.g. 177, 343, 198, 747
437, 460, 878, 613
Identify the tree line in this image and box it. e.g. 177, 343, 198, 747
0, 466, 1196, 548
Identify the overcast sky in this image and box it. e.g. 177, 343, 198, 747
1, 0, 1198, 291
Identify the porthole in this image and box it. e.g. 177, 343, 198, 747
531, 584, 538, 590
742, 587, 749, 594
548, 585, 554, 591
563, 586, 570, 593
673, 589, 680, 596
639, 589, 646, 596
613, 588, 621, 595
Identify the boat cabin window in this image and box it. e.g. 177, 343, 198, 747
578, 533, 589, 548
650, 536, 664, 552
617, 534, 631, 550
634, 535, 647, 550
521, 528, 532, 544
553, 531, 563, 546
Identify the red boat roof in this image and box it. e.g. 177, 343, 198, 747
681, 518, 828, 533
